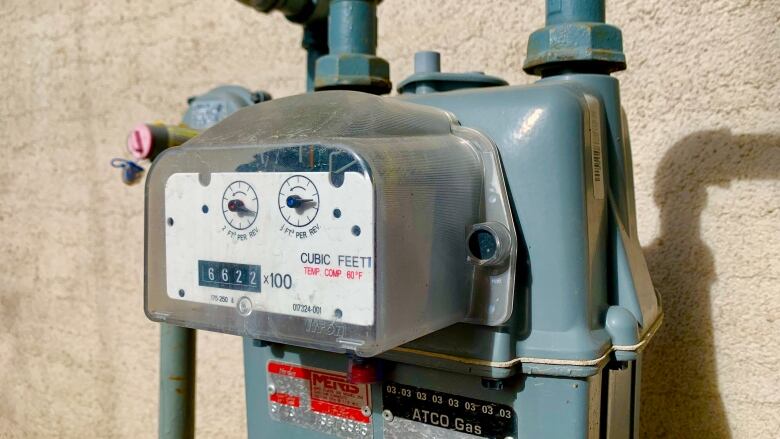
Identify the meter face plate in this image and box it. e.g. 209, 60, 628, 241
164, 171, 375, 327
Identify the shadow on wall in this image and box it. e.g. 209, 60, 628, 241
640, 130, 780, 438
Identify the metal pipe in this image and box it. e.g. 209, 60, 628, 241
303, 22, 328, 92
413, 51, 440, 94
328, 0, 377, 55
159, 324, 196, 439
314, 0, 390, 93
414, 51, 441, 74
545, 0, 604, 25
524, 0, 624, 75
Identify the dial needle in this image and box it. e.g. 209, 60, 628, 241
286, 195, 314, 209
227, 199, 256, 216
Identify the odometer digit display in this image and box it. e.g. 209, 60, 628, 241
198, 260, 261, 293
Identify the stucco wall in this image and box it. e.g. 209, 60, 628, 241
0, 0, 777, 437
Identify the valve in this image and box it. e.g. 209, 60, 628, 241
126, 123, 199, 161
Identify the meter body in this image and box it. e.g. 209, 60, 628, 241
143, 2, 662, 436
145, 79, 661, 438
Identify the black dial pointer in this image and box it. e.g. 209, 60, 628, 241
286, 195, 314, 209
227, 199, 256, 216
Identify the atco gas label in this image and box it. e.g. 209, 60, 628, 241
382, 382, 516, 439
266, 361, 372, 438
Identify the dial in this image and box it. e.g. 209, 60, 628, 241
278, 175, 320, 227
222, 180, 259, 230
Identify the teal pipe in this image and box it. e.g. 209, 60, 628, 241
314, 0, 390, 93
159, 324, 196, 439
545, 0, 604, 25
328, 0, 377, 55
524, 0, 624, 75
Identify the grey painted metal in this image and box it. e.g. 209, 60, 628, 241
523, 0, 626, 75
545, 74, 660, 332
182, 85, 260, 130
400, 83, 612, 363
314, 0, 391, 94
414, 51, 441, 74
411, 51, 440, 94
545, 0, 604, 24
328, 0, 375, 54
238, 75, 661, 436
398, 51, 507, 95
159, 324, 196, 439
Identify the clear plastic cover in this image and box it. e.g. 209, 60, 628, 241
145, 91, 513, 356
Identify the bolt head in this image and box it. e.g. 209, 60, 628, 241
237, 296, 253, 316
315, 53, 392, 94
523, 22, 626, 75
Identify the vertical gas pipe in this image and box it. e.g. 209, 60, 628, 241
412, 51, 441, 94
545, 0, 605, 25
159, 324, 196, 439
314, 0, 391, 94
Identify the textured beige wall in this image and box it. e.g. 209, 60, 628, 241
0, 0, 778, 437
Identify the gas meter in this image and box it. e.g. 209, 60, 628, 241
138, 0, 663, 438
146, 92, 517, 357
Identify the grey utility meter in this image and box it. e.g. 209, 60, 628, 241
145, 92, 518, 357
137, 0, 663, 436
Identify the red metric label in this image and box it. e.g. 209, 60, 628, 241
267, 361, 371, 424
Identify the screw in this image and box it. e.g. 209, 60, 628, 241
361, 406, 371, 417
237, 297, 253, 316
267, 384, 275, 393
382, 410, 394, 422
